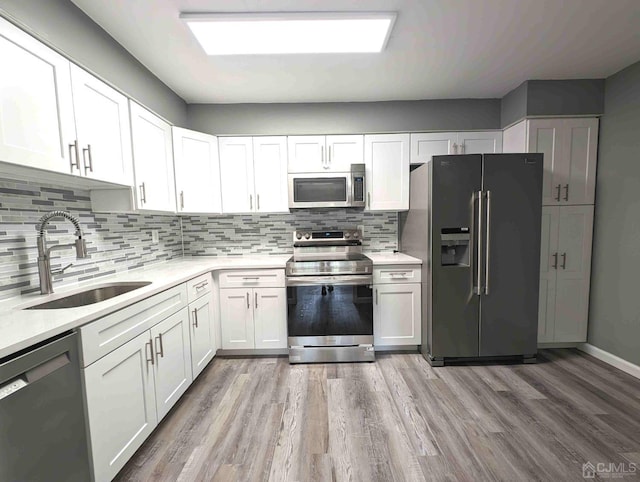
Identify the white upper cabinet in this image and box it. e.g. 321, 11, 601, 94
219, 136, 288, 214
0, 18, 76, 174
364, 134, 410, 211
173, 127, 221, 213
130, 102, 176, 212
410, 131, 502, 163
526, 118, 598, 206
457, 131, 503, 154
253, 137, 288, 212
410, 132, 458, 164
288, 135, 363, 172
70, 65, 133, 185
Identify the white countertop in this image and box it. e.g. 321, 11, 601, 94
0, 252, 421, 359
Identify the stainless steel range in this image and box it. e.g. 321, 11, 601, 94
286, 228, 375, 364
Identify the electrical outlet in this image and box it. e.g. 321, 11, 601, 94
357, 225, 364, 237
151, 230, 159, 244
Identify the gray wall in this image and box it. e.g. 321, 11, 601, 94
500, 82, 528, 128
0, 0, 187, 125
500, 80, 605, 128
188, 99, 502, 136
588, 60, 640, 366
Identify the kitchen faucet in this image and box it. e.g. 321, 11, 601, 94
36, 210, 88, 294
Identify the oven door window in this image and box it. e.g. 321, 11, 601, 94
287, 284, 373, 337
293, 178, 347, 203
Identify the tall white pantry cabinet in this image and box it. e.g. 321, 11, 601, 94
503, 118, 598, 343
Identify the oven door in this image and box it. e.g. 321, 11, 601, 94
286, 275, 373, 347
288, 173, 352, 208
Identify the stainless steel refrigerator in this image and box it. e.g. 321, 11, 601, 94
399, 154, 543, 366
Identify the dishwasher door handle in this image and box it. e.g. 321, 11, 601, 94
0, 353, 70, 400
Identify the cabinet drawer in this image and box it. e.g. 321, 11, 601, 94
79, 283, 188, 367
218, 269, 285, 288
373, 265, 421, 284
186, 273, 212, 303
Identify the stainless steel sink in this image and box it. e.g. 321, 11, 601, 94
24, 282, 152, 310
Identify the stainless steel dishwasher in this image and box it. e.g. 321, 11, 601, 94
0, 331, 90, 481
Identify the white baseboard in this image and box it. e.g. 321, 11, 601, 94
577, 343, 640, 380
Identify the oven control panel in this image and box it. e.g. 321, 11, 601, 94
293, 229, 362, 245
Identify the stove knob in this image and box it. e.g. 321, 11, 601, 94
344, 232, 351, 239
296, 233, 302, 240
353, 231, 359, 239
304, 233, 310, 239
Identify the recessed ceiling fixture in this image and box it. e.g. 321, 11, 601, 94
180, 12, 397, 55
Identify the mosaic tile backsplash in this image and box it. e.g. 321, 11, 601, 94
0, 179, 182, 300
181, 210, 398, 256
0, 179, 399, 300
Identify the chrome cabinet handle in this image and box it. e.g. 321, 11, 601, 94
555, 184, 562, 202
475, 191, 483, 296
180, 191, 184, 209
552, 252, 558, 270
367, 192, 371, 208
155, 333, 164, 358
69, 141, 80, 173
195, 281, 208, 291
321, 145, 326, 168
145, 339, 154, 366
246, 292, 250, 309
243, 277, 259, 280
452, 143, 457, 154
561, 253, 567, 270
459, 143, 465, 154
139, 182, 146, 204
255, 292, 258, 309
389, 272, 407, 277
564, 184, 569, 202
375, 289, 378, 305
82, 144, 93, 173
484, 190, 491, 295
249, 194, 253, 210
257, 194, 260, 211
192, 308, 198, 328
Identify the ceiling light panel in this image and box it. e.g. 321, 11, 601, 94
181, 12, 396, 55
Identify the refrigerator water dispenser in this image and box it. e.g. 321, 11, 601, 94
441, 228, 470, 266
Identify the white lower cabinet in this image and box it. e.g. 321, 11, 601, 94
220, 287, 287, 350
151, 309, 193, 422
538, 205, 594, 343
189, 292, 216, 379
83, 330, 157, 482
373, 266, 422, 347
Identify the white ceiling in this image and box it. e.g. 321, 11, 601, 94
71, 0, 640, 104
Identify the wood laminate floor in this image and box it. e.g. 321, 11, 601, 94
115, 350, 640, 481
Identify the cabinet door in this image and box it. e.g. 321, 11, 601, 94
253, 136, 288, 213
189, 293, 216, 379
287, 135, 325, 172
83, 331, 157, 482
70, 64, 133, 185
364, 134, 410, 211
151, 309, 193, 421
554, 206, 594, 342
0, 19, 76, 174
219, 137, 255, 213
374, 283, 421, 346
173, 127, 221, 213
130, 102, 175, 212
326, 135, 364, 171
561, 118, 598, 205
409, 132, 457, 164
458, 131, 503, 154
527, 119, 563, 206
502, 120, 527, 153
254, 287, 287, 349
538, 207, 560, 343
220, 288, 255, 349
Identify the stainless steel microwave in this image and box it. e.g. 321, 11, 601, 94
288, 164, 366, 209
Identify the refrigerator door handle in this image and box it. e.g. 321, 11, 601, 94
484, 190, 491, 295
475, 190, 483, 296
